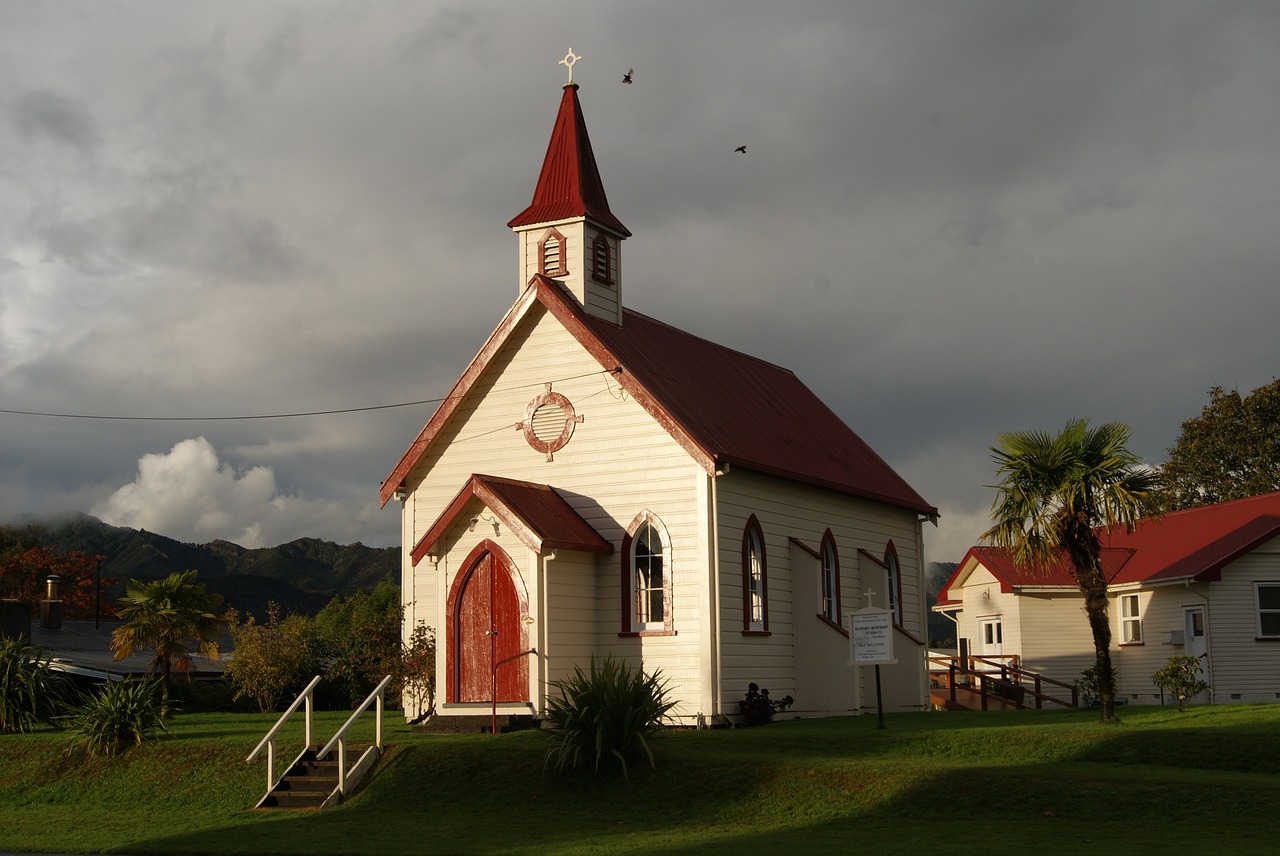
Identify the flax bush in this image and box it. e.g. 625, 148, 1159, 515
542, 656, 677, 780
0, 638, 77, 732
67, 678, 168, 757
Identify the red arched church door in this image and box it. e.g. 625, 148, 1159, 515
446, 541, 529, 704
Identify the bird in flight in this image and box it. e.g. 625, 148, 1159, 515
622, 68, 633, 84
734, 145, 747, 153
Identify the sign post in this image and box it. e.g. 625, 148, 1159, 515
848, 589, 895, 729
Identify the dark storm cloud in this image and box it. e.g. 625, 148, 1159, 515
2, 1, 1278, 560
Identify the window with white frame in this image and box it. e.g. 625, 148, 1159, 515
1256, 583, 1280, 638
742, 517, 768, 633
621, 512, 672, 635
820, 531, 840, 623
1120, 593, 1142, 643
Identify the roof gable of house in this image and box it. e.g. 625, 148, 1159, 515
940, 491, 1280, 598
382, 276, 936, 517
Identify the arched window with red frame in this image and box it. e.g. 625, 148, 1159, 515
742, 516, 769, 634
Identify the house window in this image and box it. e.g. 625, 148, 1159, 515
1256, 583, 1280, 638
742, 516, 768, 633
621, 512, 672, 635
820, 530, 840, 624
591, 232, 613, 284
885, 542, 902, 626
538, 228, 567, 277
1120, 593, 1142, 643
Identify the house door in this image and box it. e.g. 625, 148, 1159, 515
447, 544, 529, 704
1183, 606, 1210, 698
978, 617, 1004, 658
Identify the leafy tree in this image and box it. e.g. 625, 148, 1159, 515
111, 570, 227, 706
225, 604, 316, 712
1156, 379, 1280, 512
310, 579, 403, 707
983, 419, 1159, 723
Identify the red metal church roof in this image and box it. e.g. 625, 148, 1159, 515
507, 84, 630, 237
382, 276, 937, 517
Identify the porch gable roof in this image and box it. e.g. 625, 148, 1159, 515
410, 473, 612, 566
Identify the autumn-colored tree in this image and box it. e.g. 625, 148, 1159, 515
0, 527, 114, 620
1156, 379, 1280, 512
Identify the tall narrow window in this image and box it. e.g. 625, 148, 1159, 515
538, 228, 567, 277
591, 232, 613, 284
742, 516, 768, 633
634, 524, 663, 625
621, 512, 672, 635
1120, 593, 1142, 643
884, 542, 902, 627
820, 530, 840, 624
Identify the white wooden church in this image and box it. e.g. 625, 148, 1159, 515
381, 55, 938, 725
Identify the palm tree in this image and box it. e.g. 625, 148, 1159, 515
982, 419, 1158, 723
111, 570, 227, 705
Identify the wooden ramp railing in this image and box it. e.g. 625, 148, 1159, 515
928, 655, 1078, 711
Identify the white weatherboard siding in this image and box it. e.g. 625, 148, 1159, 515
401, 304, 708, 719
714, 469, 928, 715
1015, 592, 1093, 688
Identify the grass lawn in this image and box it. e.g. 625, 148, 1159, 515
2, 704, 1279, 855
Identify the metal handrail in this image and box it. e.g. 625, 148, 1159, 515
316, 674, 394, 797
245, 674, 324, 794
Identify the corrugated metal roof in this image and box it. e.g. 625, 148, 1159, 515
506, 84, 630, 236
576, 300, 937, 516
410, 473, 612, 565
940, 491, 1280, 597
384, 277, 937, 517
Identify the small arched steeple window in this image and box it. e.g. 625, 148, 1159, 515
538, 227, 568, 278
590, 232, 613, 285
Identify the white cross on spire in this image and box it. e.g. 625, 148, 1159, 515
559, 48, 581, 84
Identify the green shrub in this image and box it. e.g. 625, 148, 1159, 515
0, 638, 77, 733
67, 679, 168, 757
1153, 655, 1211, 711
543, 656, 677, 780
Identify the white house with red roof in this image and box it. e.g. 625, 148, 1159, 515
934, 491, 1280, 705
381, 61, 937, 726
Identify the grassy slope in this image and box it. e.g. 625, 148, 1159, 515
2, 705, 1279, 855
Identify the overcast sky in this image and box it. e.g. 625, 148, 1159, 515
3, 1, 1278, 564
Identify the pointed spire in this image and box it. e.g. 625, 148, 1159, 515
507, 83, 630, 237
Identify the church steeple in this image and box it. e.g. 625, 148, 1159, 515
509, 51, 629, 324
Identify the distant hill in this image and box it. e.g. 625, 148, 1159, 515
23, 513, 398, 618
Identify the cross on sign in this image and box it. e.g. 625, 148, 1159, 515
862, 588, 877, 608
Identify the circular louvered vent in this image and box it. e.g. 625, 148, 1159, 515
522, 389, 580, 461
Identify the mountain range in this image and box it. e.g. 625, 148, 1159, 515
21, 513, 399, 618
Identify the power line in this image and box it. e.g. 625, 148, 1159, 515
0, 369, 620, 423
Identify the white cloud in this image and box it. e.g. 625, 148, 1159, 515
90, 437, 375, 547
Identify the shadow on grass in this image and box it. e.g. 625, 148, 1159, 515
118, 709, 1280, 856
